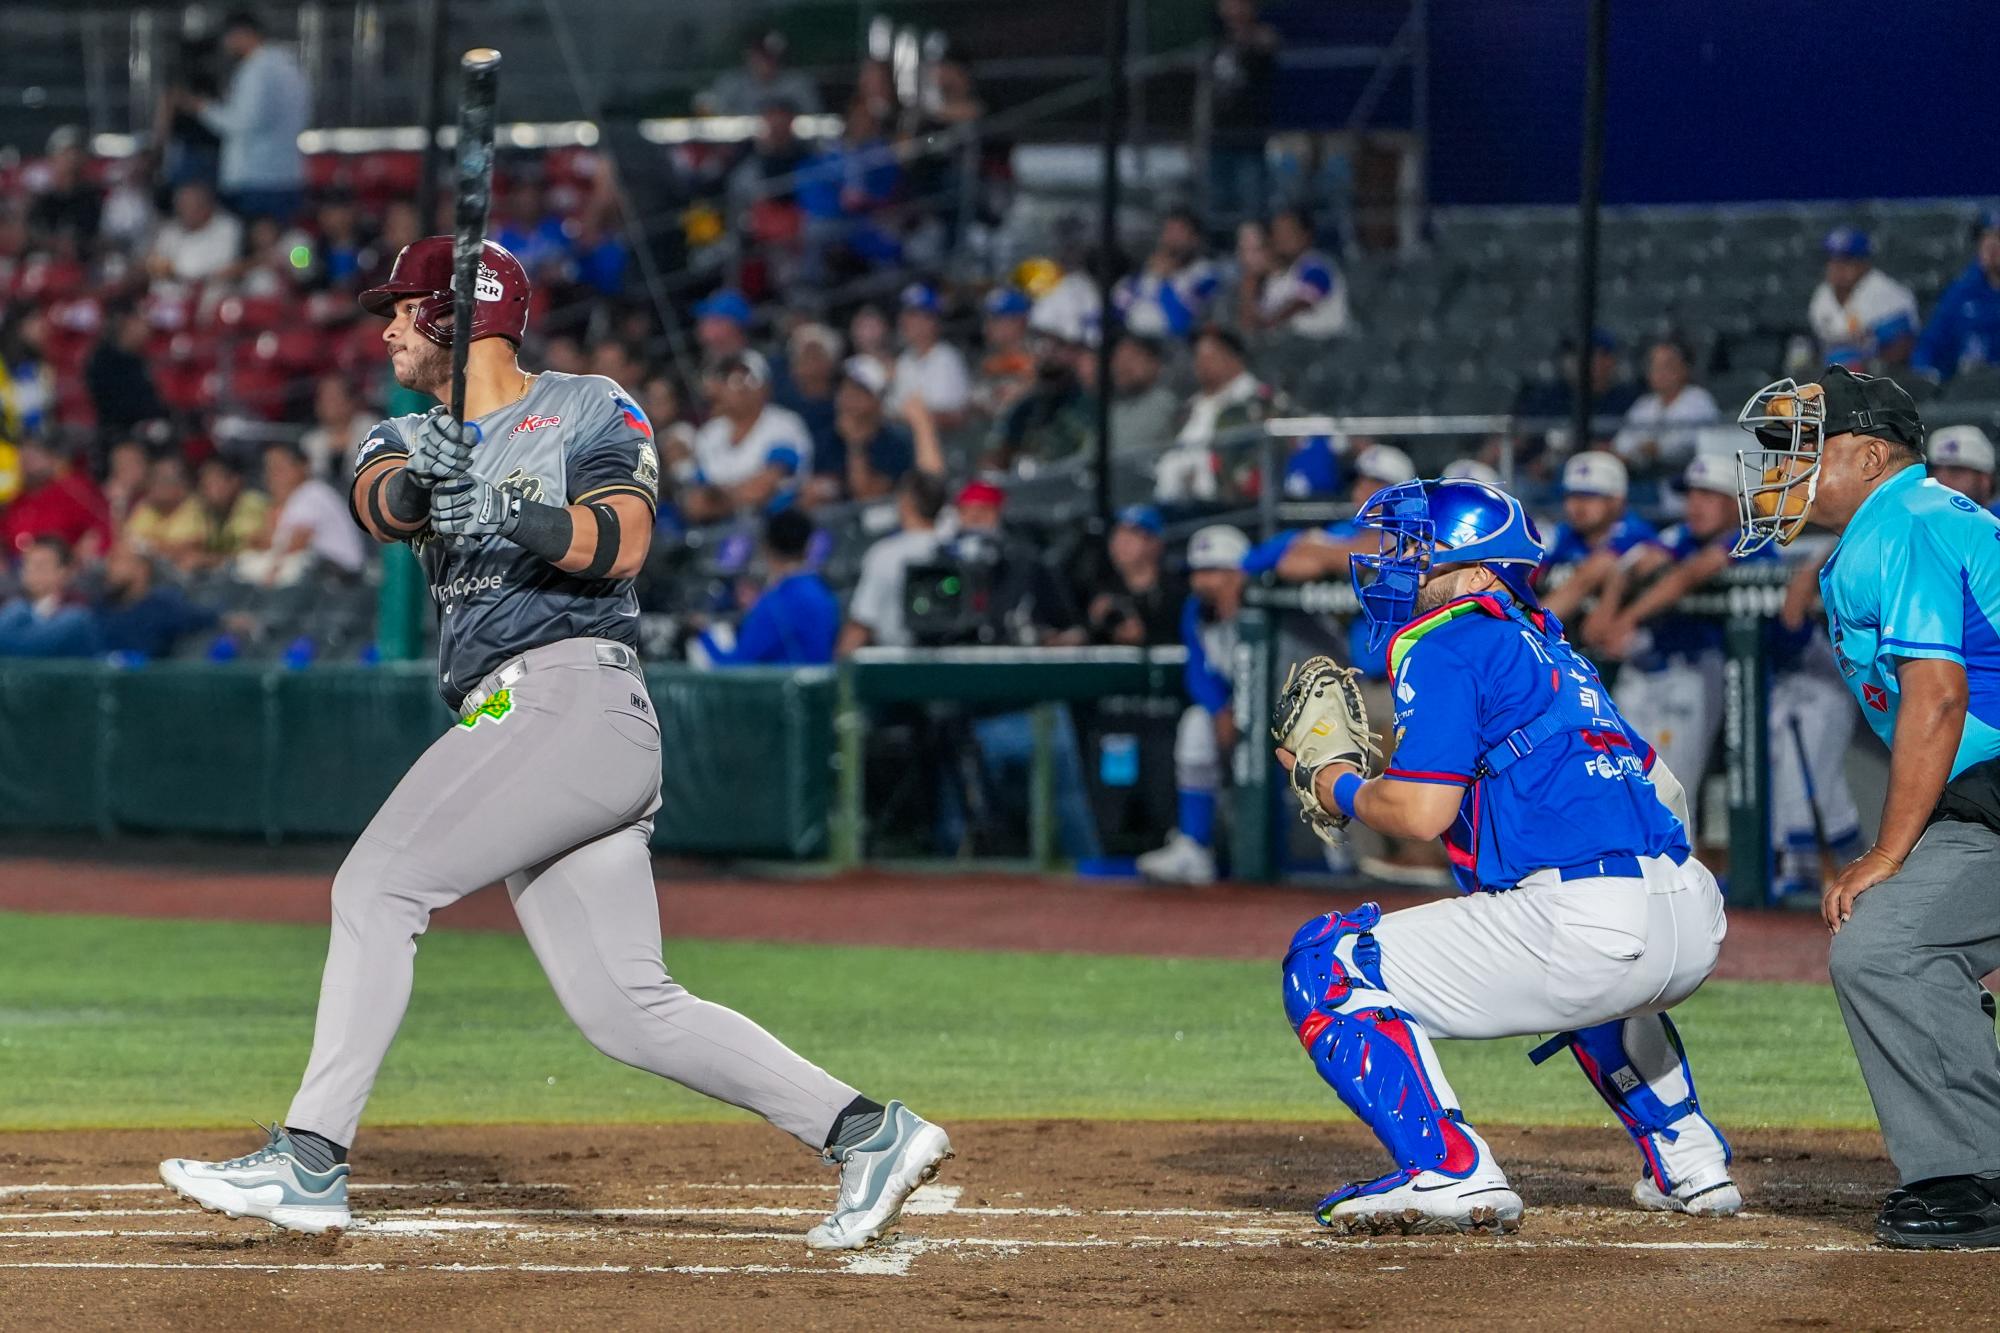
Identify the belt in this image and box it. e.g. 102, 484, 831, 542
458, 640, 639, 722
1553, 847, 1689, 882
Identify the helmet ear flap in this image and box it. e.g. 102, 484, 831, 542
412, 293, 456, 349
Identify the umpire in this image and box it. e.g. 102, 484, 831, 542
1734, 365, 2000, 1249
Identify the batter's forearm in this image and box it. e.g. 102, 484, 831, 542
355, 461, 429, 543
506, 495, 650, 580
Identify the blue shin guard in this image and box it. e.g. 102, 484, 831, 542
1283, 907, 1484, 1209
1530, 1013, 1731, 1192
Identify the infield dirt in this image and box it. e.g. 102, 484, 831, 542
1, 1120, 1987, 1331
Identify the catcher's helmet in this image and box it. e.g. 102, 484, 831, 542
1349, 478, 1546, 648
358, 236, 530, 348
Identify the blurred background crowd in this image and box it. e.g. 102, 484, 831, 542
1, 2, 1996, 879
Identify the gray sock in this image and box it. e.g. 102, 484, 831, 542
823, 1096, 888, 1157
284, 1126, 348, 1175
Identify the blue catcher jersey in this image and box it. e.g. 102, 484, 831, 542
1384, 594, 1689, 893
1820, 465, 2000, 779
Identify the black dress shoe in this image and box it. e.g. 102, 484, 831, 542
1875, 1175, 2000, 1249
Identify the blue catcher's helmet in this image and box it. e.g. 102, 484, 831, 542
1348, 478, 1546, 648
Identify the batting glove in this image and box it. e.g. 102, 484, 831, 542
404, 406, 480, 489
430, 476, 522, 538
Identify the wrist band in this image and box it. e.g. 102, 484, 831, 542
1333, 771, 1364, 820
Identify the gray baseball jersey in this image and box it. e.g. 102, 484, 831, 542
353, 372, 660, 707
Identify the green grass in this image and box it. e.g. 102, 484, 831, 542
0, 911, 1875, 1132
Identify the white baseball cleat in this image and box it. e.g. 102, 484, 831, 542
1634, 1171, 1744, 1217
159, 1124, 351, 1234
806, 1101, 953, 1251
1318, 1164, 1525, 1235
1136, 832, 1217, 885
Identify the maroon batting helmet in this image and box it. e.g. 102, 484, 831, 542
358, 236, 531, 347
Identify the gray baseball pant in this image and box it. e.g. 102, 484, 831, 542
285, 637, 859, 1150
1828, 819, 2000, 1185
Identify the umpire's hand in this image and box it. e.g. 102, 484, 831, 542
431, 476, 522, 538
405, 406, 480, 488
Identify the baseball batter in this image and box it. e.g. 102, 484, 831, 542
159, 238, 950, 1250
1270, 478, 1739, 1232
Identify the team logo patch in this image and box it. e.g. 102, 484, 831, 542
511, 413, 561, 436
475, 262, 504, 302
635, 442, 659, 489
610, 391, 653, 440
1863, 683, 1889, 712
458, 688, 515, 728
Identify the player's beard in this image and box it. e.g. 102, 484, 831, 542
394, 337, 452, 397
1413, 568, 1468, 616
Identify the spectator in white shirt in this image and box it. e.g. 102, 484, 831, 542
1928, 425, 1996, 508
1239, 207, 1350, 340
1155, 326, 1277, 501
1808, 226, 1919, 370
1611, 337, 1721, 476
146, 182, 245, 284
299, 374, 374, 484
889, 283, 971, 430
837, 470, 950, 655
237, 441, 367, 585
179, 13, 310, 223
682, 351, 813, 522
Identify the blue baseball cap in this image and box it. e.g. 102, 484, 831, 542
983, 286, 1031, 317
694, 289, 752, 326
899, 282, 941, 314
1978, 210, 2000, 237
1823, 226, 1871, 259
1115, 504, 1164, 536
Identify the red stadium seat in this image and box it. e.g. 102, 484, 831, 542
272, 327, 326, 373
15, 257, 87, 303
213, 295, 294, 333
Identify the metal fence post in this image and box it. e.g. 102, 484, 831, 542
1231, 605, 1276, 882
1723, 608, 1770, 907
832, 664, 865, 869
1029, 702, 1058, 870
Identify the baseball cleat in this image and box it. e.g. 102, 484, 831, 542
806, 1101, 952, 1251
1136, 832, 1217, 885
1317, 1165, 1524, 1236
1634, 1173, 1744, 1217
159, 1124, 351, 1234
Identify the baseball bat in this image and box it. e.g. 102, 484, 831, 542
448, 48, 502, 427
1786, 713, 1838, 887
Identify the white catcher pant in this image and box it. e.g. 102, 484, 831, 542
1769, 669, 1861, 853
1173, 703, 1221, 793
1371, 854, 1728, 1041
1613, 656, 1723, 842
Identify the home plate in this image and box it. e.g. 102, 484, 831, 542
899, 1185, 961, 1216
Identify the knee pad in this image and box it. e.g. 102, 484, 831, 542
1175, 706, 1221, 792
1282, 907, 1481, 1177
1532, 1014, 1730, 1191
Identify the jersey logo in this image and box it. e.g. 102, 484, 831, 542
611, 391, 653, 440
475, 262, 504, 302
1862, 683, 1889, 712
511, 413, 562, 436
500, 468, 545, 503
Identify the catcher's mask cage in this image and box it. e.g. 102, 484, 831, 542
1348, 478, 1544, 650
1732, 378, 1827, 556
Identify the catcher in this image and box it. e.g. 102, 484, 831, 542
1271, 477, 1740, 1233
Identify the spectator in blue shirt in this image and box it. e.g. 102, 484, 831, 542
1913, 213, 2000, 383
93, 546, 221, 661
699, 509, 839, 667
0, 536, 100, 658
1537, 450, 1658, 621
1114, 208, 1222, 340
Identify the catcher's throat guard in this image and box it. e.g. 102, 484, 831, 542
1349, 479, 1545, 650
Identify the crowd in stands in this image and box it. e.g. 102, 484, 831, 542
3, 6, 2000, 873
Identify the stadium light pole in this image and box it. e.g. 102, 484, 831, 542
1571, 0, 1609, 455
1091, 0, 1129, 539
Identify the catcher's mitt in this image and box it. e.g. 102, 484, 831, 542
1270, 656, 1382, 844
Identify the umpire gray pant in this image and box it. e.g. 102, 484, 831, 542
286, 637, 859, 1150
1829, 819, 2000, 1185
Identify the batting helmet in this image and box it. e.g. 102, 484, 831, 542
357, 236, 531, 348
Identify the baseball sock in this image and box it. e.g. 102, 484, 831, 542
284, 1127, 348, 1174
1177, 789, 1216, 846
823, 1096, 888, 1156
